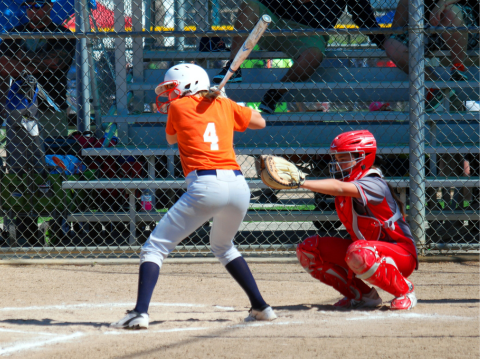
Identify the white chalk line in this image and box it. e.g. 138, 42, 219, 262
0, 302, 234, 312
346, 312, 476, 321
0, 332, 84, 357
214, 306, 235, 311
0, 328, 56, 337
229, 321, 304, 329
0, 301, 238, 356
0, 302, 299, 356
105, 327, 210, 335
104, 320, 304, 336
0, 320, 303, 356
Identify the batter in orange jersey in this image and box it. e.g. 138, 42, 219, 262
112, 63, 277, 330
166, 95, 251, 176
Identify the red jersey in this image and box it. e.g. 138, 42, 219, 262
335, 173, 418, 259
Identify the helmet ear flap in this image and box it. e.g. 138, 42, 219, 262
155, 87, 181, 114
155, 80, 179, 96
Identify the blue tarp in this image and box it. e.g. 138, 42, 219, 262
46, 154, 85, 175
1, 0, 97, 32
376, 10, 395, 25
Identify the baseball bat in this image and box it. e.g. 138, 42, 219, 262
216, 15, 271, 92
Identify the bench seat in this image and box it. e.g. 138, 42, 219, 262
66, 210, 479, 223
100, 110, 479, 148
142, 49, 479, 62
82, 144, 479, 157
62, 178, 479, 190
63, 177, 478, 244
133, 81, 479, 103
101, 111, 479, 124
133, 67, 480, 103
101, 111, 478, 152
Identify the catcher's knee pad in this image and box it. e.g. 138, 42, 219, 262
345, 243, 409, 297
345, 242, 380, 278
297, 236, 361, 300
296, 235, 322, 274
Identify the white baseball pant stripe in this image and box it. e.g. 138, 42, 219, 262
140, 169, 250, 268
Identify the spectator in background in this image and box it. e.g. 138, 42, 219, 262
213, 0, 386, 113
0, 0, 76, 138
0, 0, 76, 245
386, 0, 477, 241
384, 0, 479, 112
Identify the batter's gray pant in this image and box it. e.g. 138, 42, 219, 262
140, 169, 250, 267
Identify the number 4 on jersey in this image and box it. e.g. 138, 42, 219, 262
204, 123, 219, 150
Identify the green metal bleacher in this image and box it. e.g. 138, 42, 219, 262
64, 47, 479, 245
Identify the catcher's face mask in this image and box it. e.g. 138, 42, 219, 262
329, 151, 364, 181
155, 80, 181, 114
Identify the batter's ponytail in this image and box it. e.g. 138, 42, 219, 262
199, 89, 227, 100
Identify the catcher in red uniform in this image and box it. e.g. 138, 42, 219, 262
260, 130, 418, 310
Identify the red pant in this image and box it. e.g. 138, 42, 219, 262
297, 235, 417, 298
317, 237, 416, 278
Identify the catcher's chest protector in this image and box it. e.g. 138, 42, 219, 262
335, 195, 403, 242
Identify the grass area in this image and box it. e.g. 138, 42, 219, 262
438, 200, 472, 209
0, 217, 51, 225
246, 101, 288, 113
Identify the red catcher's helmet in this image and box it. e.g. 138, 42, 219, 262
329, 130, 377, 182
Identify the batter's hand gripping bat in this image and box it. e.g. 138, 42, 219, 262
212, 14, 271, 94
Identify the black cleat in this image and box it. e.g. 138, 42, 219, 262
212, 61, 243, 84
259, 89, 284, 114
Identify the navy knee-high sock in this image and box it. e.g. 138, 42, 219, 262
134, 262, 160, 314
225, 257, 268, 310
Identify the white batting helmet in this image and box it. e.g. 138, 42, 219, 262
155, 63, 210, 97
154, 63, 210, 113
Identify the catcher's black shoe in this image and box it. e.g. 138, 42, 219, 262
212, 61, 243, 84
259, 89, 283, 114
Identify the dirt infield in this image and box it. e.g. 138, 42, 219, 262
0, 261, 478, 358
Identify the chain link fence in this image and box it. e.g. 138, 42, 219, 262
0, 0, 478, 259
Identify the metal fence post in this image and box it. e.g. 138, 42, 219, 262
75, 0, 91, 132
174, 0, 185, 51
132, 0, 145, 114
409, 0, 426, 254
211, 0, 221, 26
144, 0, 153, 50
114, 0, 129, 144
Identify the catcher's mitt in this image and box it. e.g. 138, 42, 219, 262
260, 155, 306, 190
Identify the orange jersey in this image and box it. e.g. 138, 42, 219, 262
166, 96, 252, 176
